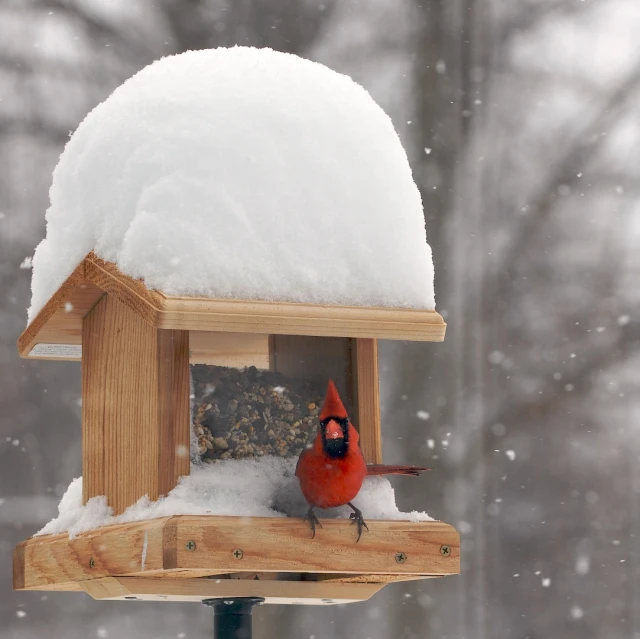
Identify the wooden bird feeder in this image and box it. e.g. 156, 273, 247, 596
13, 252, 459, 606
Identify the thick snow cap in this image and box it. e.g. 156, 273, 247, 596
28, 47, 435, 322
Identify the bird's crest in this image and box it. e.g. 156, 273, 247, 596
319, 379, 349, 421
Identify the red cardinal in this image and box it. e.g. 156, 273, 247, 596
295, 380, 430, 541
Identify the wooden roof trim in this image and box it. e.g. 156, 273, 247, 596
156, 304, 446, 339
91, 255, 446, 339
84, 253, 165, 325
17, 262, 105, 359
18, 253, 446, 358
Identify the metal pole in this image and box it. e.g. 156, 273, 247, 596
203, 598, 265, 639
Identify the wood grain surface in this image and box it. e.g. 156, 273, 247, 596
79, 576, 383, 604
14, 516, 459, 592
189, 331, 271, 368
82, 296, 190, 513
18, 253, 446, 360
352, 338, 382, 463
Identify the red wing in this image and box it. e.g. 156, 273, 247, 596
295, 447, 310, 477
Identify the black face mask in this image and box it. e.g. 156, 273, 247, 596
320, 416, 349, 458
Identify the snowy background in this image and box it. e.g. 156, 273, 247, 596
1, 1, 640, 638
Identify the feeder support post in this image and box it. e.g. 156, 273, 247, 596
203, 598, 264, 639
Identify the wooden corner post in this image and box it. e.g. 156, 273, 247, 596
352, 338, 382, 464
82, 294, 190, 514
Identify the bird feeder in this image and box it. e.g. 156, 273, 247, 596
13, 48, 460, 619
13, 252, 459, 605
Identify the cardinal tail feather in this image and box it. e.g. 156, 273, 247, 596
366, 464, 432, 477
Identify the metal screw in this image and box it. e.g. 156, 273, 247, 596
440, 545, 451, 557
232, 548, 244, 560
185, 540, 197, 551
395, 552, 407, 563
89, 557, 95, 568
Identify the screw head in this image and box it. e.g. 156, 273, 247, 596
89, 557, 95, 569
440, 544, 451, 556
395, 552, 407, 563
232, 548, 244, 560
185, 540, 197, 551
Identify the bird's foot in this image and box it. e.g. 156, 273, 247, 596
305, 507, 322, 539
348, 503, 369, 542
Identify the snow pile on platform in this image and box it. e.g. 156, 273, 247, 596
37, 457, 432, 538
28, 46, 435, 322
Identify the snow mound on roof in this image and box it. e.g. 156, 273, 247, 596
29, 47, 434, 322
37, 457, 433, 538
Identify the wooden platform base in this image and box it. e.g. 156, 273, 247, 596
78, 576, 384, 605
14, 516, 459, 605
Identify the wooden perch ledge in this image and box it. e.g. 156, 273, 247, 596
18, 253, 446, 360
14, 515, 459, 604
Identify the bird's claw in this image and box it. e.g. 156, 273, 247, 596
349, 509, 369, 542
305, 507, 322, 539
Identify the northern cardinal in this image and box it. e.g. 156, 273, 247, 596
295, 380, 430, 541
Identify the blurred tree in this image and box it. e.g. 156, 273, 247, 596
1, 1, 639, 638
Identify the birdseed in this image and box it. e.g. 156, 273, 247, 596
191, 365, 325, 461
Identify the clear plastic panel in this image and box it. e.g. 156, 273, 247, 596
191, 335, 353, 462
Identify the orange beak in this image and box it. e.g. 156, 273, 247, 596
325, 419, 344, 440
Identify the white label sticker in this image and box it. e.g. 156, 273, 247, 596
29, 343, 82, 358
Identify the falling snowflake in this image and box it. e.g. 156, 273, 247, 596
575, 555, 590, 575
570, 606, 584, 620
458, 520, 472, 534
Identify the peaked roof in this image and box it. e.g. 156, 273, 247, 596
18, 253, 446, 360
